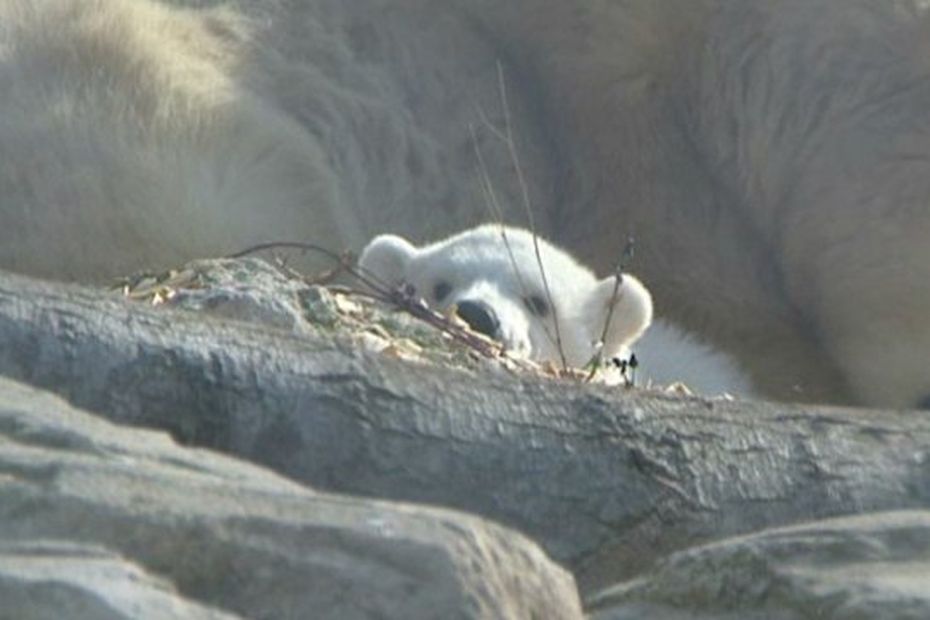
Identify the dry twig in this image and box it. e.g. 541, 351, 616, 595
470, 63, 568, 369
229, 241, 506, 359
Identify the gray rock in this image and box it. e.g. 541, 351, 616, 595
1, 268, 928, 596
0, 541, 238, 620
120, 258, 317, 333
0, 377, 582, 619
589, 511, 930, 620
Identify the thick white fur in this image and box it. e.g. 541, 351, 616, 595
359, 225, 754, 395
4, 0, 930, 407
454, 0, 930, 408
0, 0, 551, 278
360, 225, 653, 367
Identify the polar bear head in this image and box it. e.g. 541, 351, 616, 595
358, 224, 653, 367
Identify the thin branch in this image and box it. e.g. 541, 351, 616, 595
228, 241, 507, 360
585, 236, 637, 383
228, 241, 386, 290
470, 123, 508, 224
472, 64, 568, 369
475, 106, 509, 145
470, 121, 563, 361
495, 62, 567, 370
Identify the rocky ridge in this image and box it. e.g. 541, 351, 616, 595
0, 258, 928, 618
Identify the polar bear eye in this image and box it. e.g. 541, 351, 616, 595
524, 294, 549, 317
433, 281, 452, 302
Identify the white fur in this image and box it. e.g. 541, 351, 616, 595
0, 0, 549, 279
360, 225, 754, 395
4, 0, 930, 407
634, 321, 756, 397
360, 225, 652, 367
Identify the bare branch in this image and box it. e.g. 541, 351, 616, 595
229, 241, 508, 360
472, 64, 569, 369
495, 62, 567, 369
470, 123, 507, 224
585, 237, 637, 382
470, 123, 564, 360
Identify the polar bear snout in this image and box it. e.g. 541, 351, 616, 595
455, 300, 501, 338
360, 225, 649, 367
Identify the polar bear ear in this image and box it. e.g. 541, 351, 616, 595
357, 234, 419, 289
587, 273, 654, 358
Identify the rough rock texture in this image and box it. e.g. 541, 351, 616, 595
0, 542, 238, 620
119, 257, 320, 335
589, 511, 930, 620
2, 265, 929, 597
0, 376, 582, 619
117, 256, 564, 376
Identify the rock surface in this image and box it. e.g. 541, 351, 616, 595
117, 256, 557, 376
2, 266, 929, 595
0, 376, 582, 619
589, 511, 930, 620
0, 542, 238, 620
4, 262, 930, 619
119, 257, 320, 335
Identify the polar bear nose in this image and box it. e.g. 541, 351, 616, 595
455, 300, 500, 337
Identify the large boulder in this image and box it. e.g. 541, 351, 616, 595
0, 542, 237, 620
1, 264, 929, 595
590, 511, 930, 620
0, 376, 582, 619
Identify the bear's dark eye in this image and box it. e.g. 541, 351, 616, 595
524, 294, 549, 317
433, 281, 452, 302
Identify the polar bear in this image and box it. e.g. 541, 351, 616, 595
359, 224, 653, 368
449, 0, 930, 409
0, 0, 551, 279
359, 225, 755, 395
4, 0, 930, 408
